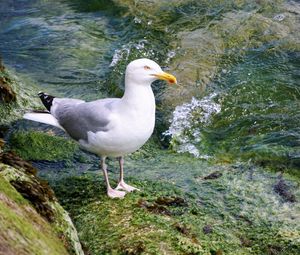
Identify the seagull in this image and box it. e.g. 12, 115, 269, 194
24, 58, 177, 198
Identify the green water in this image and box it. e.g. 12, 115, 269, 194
1, 0, 300, 254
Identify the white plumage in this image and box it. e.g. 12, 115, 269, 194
24, 58, 177, 198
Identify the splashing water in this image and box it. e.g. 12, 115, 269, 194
109, 40, 154, 67
164, 93, 221, 158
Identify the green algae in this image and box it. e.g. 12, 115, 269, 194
0, 173, 25, 205
9, 131, 79, 161
53, 176, 207, 254
51, 152, 300, 255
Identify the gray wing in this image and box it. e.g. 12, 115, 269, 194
51, 98, 119, 141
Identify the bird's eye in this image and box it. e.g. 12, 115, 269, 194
144, 65, 151, 70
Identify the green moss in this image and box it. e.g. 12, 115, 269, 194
0, 174, 26, 205
9, 131, 79, 161
54, 176, 204, 255
0, 174, 69, 255
0, 163, 84, 255
53, 171, 300, 255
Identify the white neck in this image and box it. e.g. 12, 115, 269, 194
121, 80, 155, 108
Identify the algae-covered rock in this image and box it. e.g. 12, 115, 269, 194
53, 176, 205, 255
51, 159, 300, 255
0, 159, 84, 255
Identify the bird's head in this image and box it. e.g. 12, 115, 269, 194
125, 58, 177, 86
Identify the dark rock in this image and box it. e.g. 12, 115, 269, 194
0, 125, 9, 138
0, 77, 16, 103
203, 224, 213, 234
0, 151, 37, 175
203, 171, 223, 180
121, 240, 145, 255
10, 179, 56, 222
274, 178, 296, 203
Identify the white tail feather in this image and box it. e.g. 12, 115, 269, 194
23, 113, 65, 130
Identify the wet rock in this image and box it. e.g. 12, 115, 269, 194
273, 178, 296, 203
9, 131, 79, 161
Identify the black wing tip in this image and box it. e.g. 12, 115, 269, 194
38, 91, 44, 97
38, 91, 55, 111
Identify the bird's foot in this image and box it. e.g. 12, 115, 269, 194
116, 181, 140, 192
107, 187, 126, 199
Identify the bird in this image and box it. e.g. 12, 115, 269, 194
23, 58, 177, 198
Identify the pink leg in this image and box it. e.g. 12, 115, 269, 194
116, 156, 140, 192
101, 157, 126, 198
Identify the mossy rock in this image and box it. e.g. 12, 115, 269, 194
52, 170, 300, 255
53, 176, 205, 255
0, 172, 69, 255
0, 162, 84, 255
9, 131, 79, 161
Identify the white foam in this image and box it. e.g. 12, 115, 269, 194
164, 93, 221, 158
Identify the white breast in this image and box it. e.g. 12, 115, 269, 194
79, 85, 156, 157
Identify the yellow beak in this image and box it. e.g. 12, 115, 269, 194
152, 72, 177, 84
